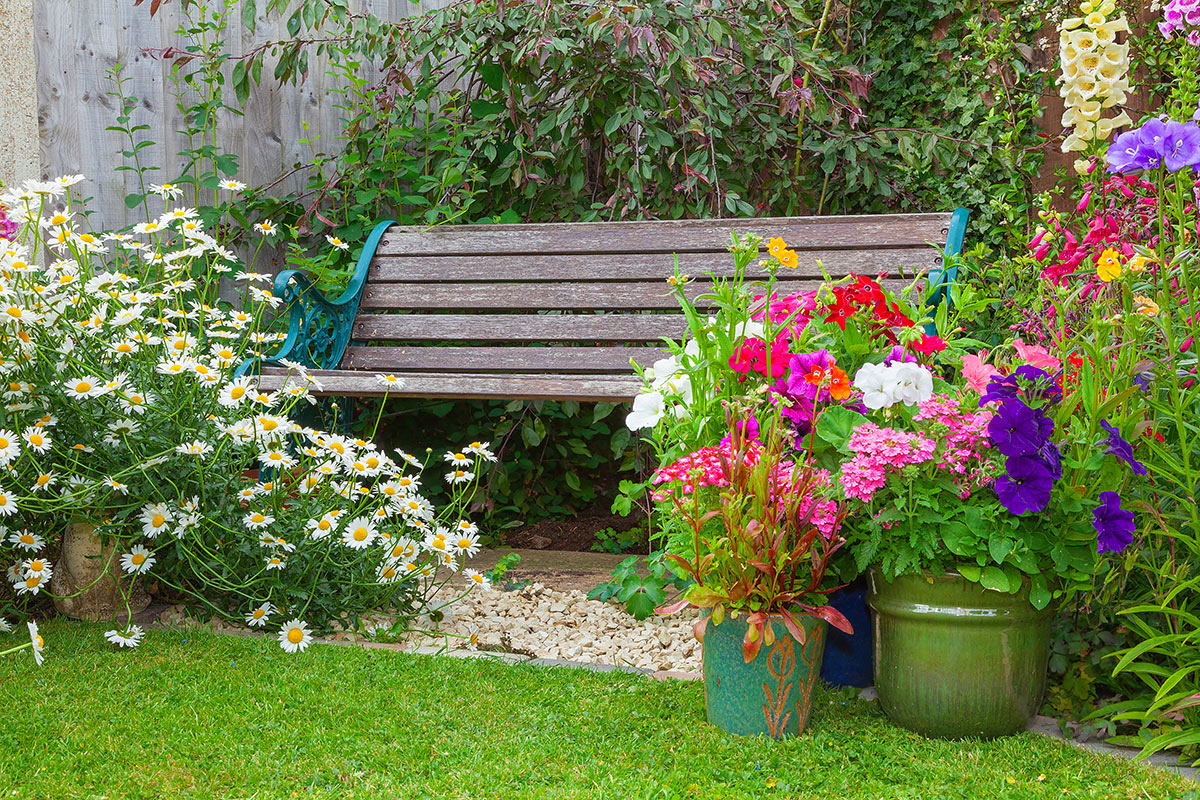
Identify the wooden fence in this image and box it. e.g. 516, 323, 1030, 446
33, 0, 451, 232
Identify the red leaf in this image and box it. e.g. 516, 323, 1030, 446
314, 210, 337, 227
742, 627, 762, 663
779, 607, 808, 645
664, 553, 694, 575
800, 603, 854, 635
692, 616, 707, 643
656, 598, 690, 616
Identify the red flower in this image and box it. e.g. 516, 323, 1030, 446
911, 334, 946, 355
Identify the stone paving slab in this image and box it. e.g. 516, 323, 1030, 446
1025, 715, 1198, 783
524, 657, 653, 675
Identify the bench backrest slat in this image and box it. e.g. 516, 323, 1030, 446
375, 214, 953, 256
342, 345, 667, 373
366, 246, 943, 283
352, 313, 688, 343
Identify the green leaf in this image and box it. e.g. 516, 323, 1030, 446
957, 564, 982, 582
979, 566, 1009, 593
242, 0, 257, 35
520, 423, 542, 447
988, 537, 1012, 565
813, 405, 866, 454
478, 62, 504, 91
593, 401, 617, 423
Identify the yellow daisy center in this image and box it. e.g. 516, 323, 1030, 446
152, 514, 165, 527
318, 520, 331, 531
252, 514, 265, 524
29, 434, 42, 446
287, 628, 304, 644
75, 381, 92, 393
36, 475, 50, 486
29, 560, 43, 571
19, 534, 33, 544
353, 527, 369, 541
253, 609, 265, 619
131, 553, 145, 566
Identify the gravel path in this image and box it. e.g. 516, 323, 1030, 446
430, 581, 702, 674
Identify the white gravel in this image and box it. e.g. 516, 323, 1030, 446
428, 581, 703, 673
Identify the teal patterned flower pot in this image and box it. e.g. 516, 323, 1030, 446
702, 613, 827, 738
867, 570, 1054, 740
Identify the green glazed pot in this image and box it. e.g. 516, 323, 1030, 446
867, 570, 1053, 740
702, 612, 827, 738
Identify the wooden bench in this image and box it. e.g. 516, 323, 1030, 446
243, 211, 969, 402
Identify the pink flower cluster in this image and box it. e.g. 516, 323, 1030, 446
838, 423, 936, 502
913, 394, 993, 475
650, 439, 840, 537
750, 291, 817, 327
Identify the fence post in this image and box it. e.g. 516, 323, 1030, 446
0, 0, 42, 186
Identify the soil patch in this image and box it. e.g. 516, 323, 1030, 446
504, 511, 647, 553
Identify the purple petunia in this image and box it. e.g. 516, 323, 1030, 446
979, 365, 1061, 407
785, 349, 834, 402
1107, 118, 1200, 175
1094, 491, 1136, 554
989, 400, 1054, 458
1039, 440, 1063, 481
884, 345, 917, 367
1099, 420, 1149, 476
995, 454, 1054, 515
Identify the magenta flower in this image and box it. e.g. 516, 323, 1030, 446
1094, 491, 1135, 554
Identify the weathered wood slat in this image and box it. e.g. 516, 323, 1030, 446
341, 345, 667, 373
352, 313, 688, 343
367, 247, 943, 283
256, 369, 643, 401
361, 279, 830, 311
376, 214, 954, 257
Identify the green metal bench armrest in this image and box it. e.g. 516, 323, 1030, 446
235, 220, 395, 379
924, 207, 969, 335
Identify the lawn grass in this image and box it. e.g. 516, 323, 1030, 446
1, 620, 1194, 800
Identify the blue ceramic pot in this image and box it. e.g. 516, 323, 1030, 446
702, 612, 827, 738
819, 579, 874, 688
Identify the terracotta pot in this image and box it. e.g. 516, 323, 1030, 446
50, 522, 149, 622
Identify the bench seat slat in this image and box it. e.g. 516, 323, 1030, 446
352, 313, 688, 343
341, 345, 666, 373
367, 247, 944, 283
376, 214, 953, 257
257, 369, 643, 401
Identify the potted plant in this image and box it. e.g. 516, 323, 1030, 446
653, 404, 851, 738
834, 343, 1137, 738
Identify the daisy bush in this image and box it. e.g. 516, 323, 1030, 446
0, 176, 496, 661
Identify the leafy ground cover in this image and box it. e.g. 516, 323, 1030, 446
1, 621, 1194, 800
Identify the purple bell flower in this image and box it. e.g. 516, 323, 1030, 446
996, 454, 1054, 515
988, 399, 1054, 457
1094, 491, 1136, 554
1099, 420, 1148, 476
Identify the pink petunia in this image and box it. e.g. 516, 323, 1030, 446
961, 352, 1002, 395
1013, 338, 1061, 372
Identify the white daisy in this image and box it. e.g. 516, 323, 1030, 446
63, 377, 104, 398
254, 220, 277, 237
464, 569, 492, 591
340, 517, 377, 549
443, 450, 471, 467
243, 511, 274, 530
376, 374, 404, 390
9, 530, 44, 551
325, 235, 350, 251
0, 429, 19, 463
31, 473, 57, 493
245, 602, 275, 627
385, 538, 418, 562
376, 561, 402, 583
15, 572, 46, 595
0, 490, 19, 516
220, 179, 247, 192
139, 504, 174, 538
265, 555, 286, 570
21, 426, 50, 454
445, 469, 475, 485
104, 625, 145, 648
120, 545, 156, 575
28, 621, 44, 666
0, 617, 11, 633
218, 377, 255, 408
305, 514, 339, 539
103, 477, 128, 494
176, 441, 213, 457
21, 557, 52, 580
278, 618, 312, 653
452, 531, 481, 558
465, 441, 498, 462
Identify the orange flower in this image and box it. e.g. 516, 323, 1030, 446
804, 364, 829, 386
828, 366, 851, 400
1096, 248, 1122, 282
777, 248, 799, 269
767, 237, 788, 258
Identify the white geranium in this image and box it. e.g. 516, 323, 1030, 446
854, 362, 897, 410
853, 362, 934, 410
626, 389, 666, 430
